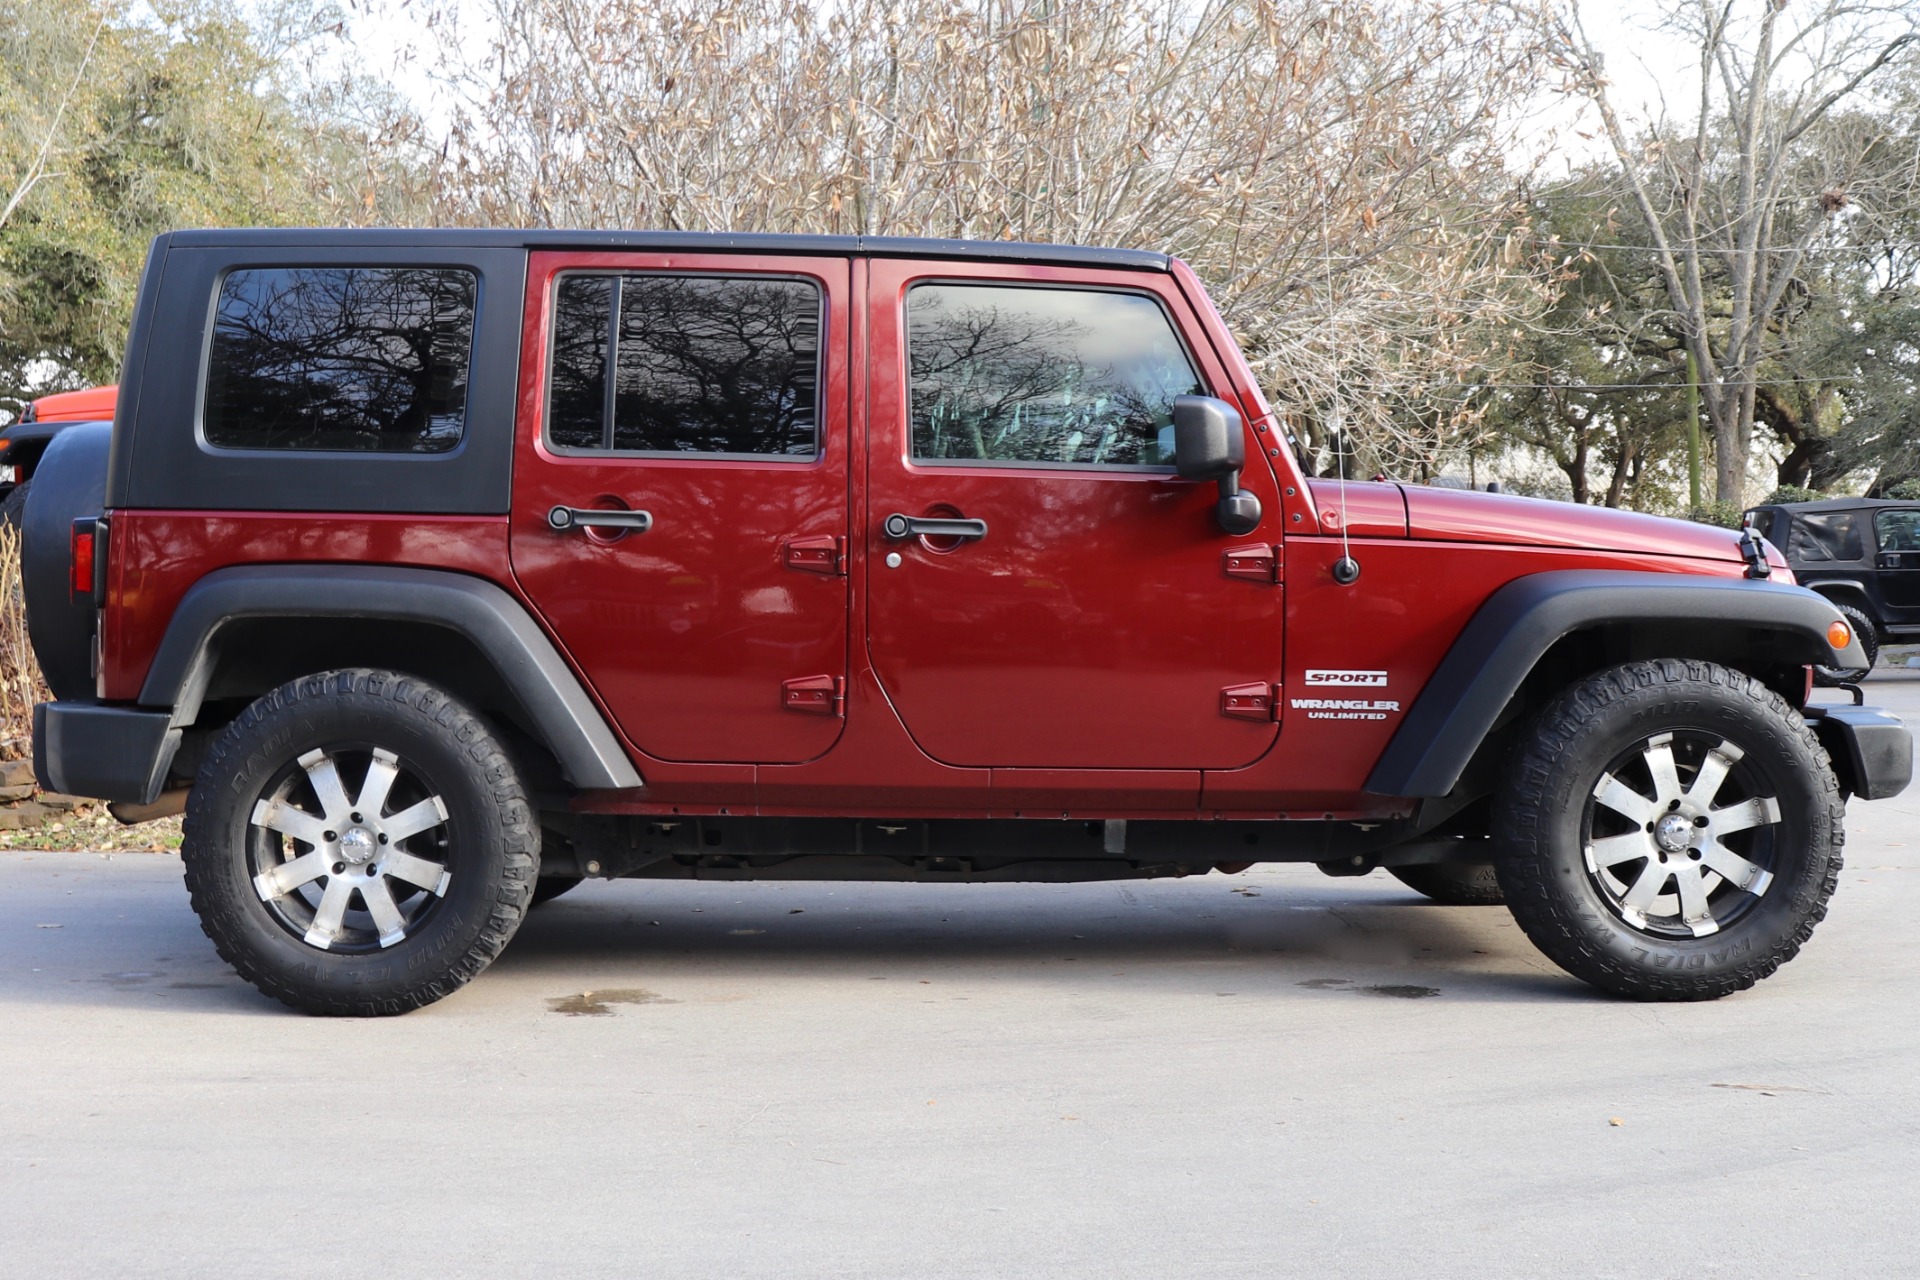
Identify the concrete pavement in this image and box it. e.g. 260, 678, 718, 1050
3, 671, 1917, 1278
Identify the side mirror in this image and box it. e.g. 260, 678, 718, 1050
1171, 395, 1261, 535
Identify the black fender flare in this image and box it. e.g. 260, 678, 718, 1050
140, 564, 644, 790
1365, 569, 1861, 798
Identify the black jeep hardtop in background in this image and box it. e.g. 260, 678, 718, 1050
1745, 497, 1920, 679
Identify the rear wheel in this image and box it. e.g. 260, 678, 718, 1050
182, 669, 539, 1015
1494, 659, 1843, 1001
1812, 603, 1878, 685
1389, 861, 1504, 905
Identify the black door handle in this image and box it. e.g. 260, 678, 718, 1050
548, 505, 653, 533
883, 513, 988, 541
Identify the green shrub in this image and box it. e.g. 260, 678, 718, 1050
1686, 501, 1747, 529
1886, 479, 1920, 501
1764, 485, 1822, 505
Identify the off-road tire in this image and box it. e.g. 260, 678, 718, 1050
182, 669, 539, 1015
1493, 659, 1843, 1001
1812, 603, 1878, 685
1389, 862, 1505, 905
531, 876, 584, 907
0, 480, 30, 530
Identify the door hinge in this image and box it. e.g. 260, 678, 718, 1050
783, 535, 846, 576
1220, 682, 1281, 722
1223, 543, 1281, 583
782, 674, 846, 716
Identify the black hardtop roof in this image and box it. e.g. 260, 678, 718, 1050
1751, 496, 1920, 514
157, 228, 1172, 273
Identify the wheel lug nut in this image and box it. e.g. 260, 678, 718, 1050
378, 833, 389, 844
332, 863, 345, 875
324, 831, 338, 842
351, 813, 363, 823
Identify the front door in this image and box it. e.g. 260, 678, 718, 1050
510, 251, 851, 764
863, 258, 1283, 770
1875, 507, 1920, 620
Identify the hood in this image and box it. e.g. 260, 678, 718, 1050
1400, 485, 1745, 563
27, 384, 119, 423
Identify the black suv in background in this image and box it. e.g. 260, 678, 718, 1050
1745, 497, 1920, 680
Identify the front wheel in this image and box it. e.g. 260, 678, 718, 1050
1494, 660, 1843, 1001
182, 669, 539, 1015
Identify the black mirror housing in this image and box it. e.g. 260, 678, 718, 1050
1172, 395, 1261, 535
1172, 396, 1244, 481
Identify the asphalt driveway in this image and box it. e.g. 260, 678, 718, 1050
3, 671, 1917, 1278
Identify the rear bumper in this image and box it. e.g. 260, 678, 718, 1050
32, 702, 179, 805
1806, 705, 1913, 801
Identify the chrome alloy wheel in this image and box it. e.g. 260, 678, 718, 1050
248, 747, 453, 951
1582, 730, 1782, 939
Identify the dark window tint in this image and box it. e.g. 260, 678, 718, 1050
204, 267, 475, 452
908, 285, 1201, 467
1786, 511, 1865, 562
547, 273, 820, 457
1875, 509, 1920, 553
549, 276, 613, 450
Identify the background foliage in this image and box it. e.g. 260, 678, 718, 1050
3, 0, 1918, 506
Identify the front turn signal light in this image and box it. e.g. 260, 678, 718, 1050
1828, 620, 1852, 650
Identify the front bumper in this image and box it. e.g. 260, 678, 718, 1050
1806, 705, 1913, 801
33, 701, 179, 805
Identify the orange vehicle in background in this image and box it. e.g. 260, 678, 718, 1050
2, 385, 119, 524
22, 385, 119, 423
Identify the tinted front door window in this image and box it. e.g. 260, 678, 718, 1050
907, 284, 1200, 467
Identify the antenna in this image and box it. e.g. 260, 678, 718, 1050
1321, 205, 1360, 586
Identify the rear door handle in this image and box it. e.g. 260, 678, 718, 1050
549, 506, 653, 534
883, 513, 988, 541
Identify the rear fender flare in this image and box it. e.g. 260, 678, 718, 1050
140, 564, 643, 790
1365, 570, 1860, 798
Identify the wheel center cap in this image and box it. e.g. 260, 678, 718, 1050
339, 827, 377, 865
1654, 814, 1693, 854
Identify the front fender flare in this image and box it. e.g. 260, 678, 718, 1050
1365, 569, 1860, 798
140, 564, 643, 791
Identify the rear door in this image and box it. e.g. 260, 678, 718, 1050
861, 258, 1284, 770
510, 251, 850, 764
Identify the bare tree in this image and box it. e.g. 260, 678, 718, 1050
1547, 0, 1919, 502
355, 0, 1553, 477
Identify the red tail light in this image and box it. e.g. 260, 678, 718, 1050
70, 518, 96, 598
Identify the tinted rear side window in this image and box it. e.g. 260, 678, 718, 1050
1786, 511, 1865, 562
547, 273, 821, 457
203, 267, 476, 453
907, 284, 1202, 468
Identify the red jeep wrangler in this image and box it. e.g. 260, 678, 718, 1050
23, 229, 1912, 1014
